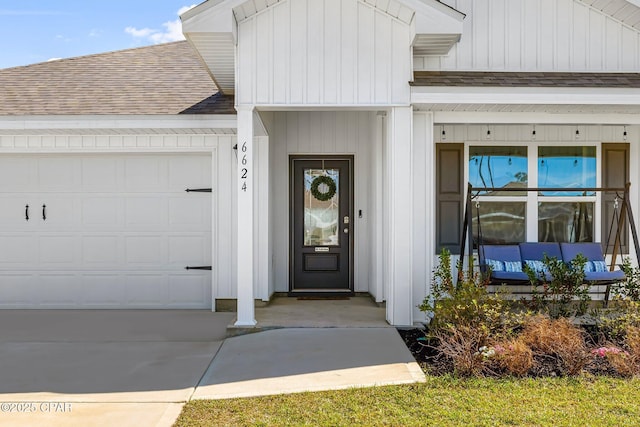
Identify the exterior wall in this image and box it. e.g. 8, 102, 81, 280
236, 0, 412, 106
266, 111, 378, 296
424, 122, 640, 293
416, 0, 640, 71
0, 133, 240, 303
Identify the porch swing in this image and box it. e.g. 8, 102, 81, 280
458, 182, 640, 303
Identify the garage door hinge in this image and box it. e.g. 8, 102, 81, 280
185, 188, 212, 193
185, 266, 212, 270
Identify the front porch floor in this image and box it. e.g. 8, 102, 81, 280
228, 295, 389, 335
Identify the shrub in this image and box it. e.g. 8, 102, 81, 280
491, 338, 534, 377
420, 249, 522, 339
524, 254, 591, 318
595, 300, 640, 343
613, 257, 640, 301
433, 325, 488, 377
520, 315, 591, 376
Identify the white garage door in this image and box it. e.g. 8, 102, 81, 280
0, 154, 212, 308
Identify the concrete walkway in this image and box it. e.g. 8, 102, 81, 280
0, 308, 425, 426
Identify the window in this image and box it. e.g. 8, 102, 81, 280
469, 144, 597, 246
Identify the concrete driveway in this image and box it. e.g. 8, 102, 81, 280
0, 310, 234, 427
0, 307, 425, 427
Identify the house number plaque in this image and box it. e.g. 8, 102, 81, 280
240, 141, 249, 192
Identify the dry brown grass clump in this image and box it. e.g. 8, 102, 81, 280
520, 315, 591, 376
493, 338, 534, 377
607, 326, 640, 377
434, 325, 487, 377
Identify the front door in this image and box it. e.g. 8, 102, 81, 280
290, 156, 353, 293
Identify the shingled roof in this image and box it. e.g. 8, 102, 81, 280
412, 71, 640, 87
0, 41, 235, 115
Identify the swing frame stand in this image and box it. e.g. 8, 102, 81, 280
458, 182, 639, 304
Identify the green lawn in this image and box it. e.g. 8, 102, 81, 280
175, 376, 640, 426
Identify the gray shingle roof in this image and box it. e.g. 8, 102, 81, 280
412, 71, 640, 87
0, 41, 235, 115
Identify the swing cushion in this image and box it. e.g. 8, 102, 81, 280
479, 245, 529, 283
560, 243, 626, 283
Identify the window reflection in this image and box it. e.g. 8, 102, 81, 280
304, 169, 339, 246
469, 146, 528, 195
539, 202, 594, 243
538, 146, 596, 196
472, 202, 526, 246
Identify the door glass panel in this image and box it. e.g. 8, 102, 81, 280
539, 202, 594, 242
472, 202, 526, 246
538, 146, 596, 195
304, 169, 339, 246
469, 146, 528, 195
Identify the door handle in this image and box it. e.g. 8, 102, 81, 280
25, 204, 29, 221
42, 204, 46, 221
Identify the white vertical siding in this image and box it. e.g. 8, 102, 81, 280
417, 0, 640, 72
269, 111, 376, 293
237, 0, 412, 106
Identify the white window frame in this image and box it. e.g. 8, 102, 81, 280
465, 141, 602, 243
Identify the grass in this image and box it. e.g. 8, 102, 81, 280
175, 376, 640, 426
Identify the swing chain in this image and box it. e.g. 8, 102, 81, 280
614, 196, 619, 211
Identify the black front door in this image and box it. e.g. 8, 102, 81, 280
290, 156, 353, 293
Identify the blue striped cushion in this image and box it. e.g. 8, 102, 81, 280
592, 260, 608, 272
485, 259, 504, 272
525, 259, 548, 273
504, 261, 523, 272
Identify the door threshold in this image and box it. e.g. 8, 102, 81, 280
288, 290, 355, 298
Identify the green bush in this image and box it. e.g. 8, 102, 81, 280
524, 254, 591, 318
614, 257, 640, 302
420, 249, 522, 340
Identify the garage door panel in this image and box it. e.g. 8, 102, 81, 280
168, 274, 210, 307
0, 198, 36, 230
124, 157, 165, 192
126, 275, 169, 305
0, 153, 212, 309
0, 236, 36, 265
0, 158, 37, 192
39, 197, 79, 228
81, 236, 120, 266
79, 274, 126, 306
81, 198, 122, 228
38, 274, 80, 306
168, 156, 212, 191
125, 198, 168, 228
81, 157, 120, 192
125, 236, 166, 265
38, 158, 79, 192
169, 197, 211, 230
168, 235, 210, 265
38, 235, 77, 266
0, 275, 35, 306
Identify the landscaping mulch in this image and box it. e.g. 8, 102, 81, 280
397, 327, 626, 378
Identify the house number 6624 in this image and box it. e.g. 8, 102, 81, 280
241, 142, 248, 192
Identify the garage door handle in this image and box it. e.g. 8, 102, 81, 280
42, 204, 46, 221
25, 204, 29, 221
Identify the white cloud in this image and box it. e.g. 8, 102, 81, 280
125, 5, 197, 44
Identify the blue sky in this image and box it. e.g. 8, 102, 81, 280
0, 1, 199, 69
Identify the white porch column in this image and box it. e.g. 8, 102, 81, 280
235, 106, 257, 326
385, 106, 414, 326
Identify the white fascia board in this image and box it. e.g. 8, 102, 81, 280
0, 115, 237, 131
411, 86, 640, 106
402, 0, 464, 35
432, 111, 640, 125
181, 0, 244, 34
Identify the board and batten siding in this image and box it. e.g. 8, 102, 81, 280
0, 133, 240, 303
266, 111, 378, 296
416, 0, 640, 71
236, 0, 412, 106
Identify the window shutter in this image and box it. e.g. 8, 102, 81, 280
436, 143, 464, 254
602, 143, 629, 253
